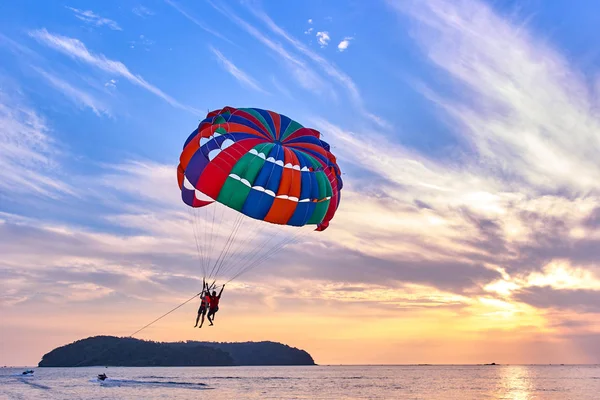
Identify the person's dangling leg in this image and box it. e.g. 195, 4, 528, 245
199, 308, 206, 328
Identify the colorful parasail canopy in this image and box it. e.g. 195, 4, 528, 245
177, 106, 343, 231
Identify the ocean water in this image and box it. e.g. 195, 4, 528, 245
1, 365, 599, 399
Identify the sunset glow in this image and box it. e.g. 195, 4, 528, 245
1, 0, 599, 367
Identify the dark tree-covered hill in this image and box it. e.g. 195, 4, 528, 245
185, 341, 315, 366
38, 336, 315, 367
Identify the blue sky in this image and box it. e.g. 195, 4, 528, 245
1, 0, 600, 365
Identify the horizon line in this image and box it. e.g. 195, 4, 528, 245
4, 363, 599, 368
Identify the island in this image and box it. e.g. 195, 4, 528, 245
38, 335, 316, 367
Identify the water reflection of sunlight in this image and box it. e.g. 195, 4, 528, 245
495, 366, 533, 400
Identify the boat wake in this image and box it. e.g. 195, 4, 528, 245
90, 378, 212, 390
17, 378, 52, 390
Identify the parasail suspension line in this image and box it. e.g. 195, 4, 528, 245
128, 291, 202, 337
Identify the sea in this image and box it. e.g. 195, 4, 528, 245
1, 365, 599, 399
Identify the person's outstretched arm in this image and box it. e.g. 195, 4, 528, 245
218, 284, 225, 297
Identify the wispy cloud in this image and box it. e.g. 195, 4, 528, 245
337, 37, 353, 52
0, 33, 39, 59
1, 35, 112, 116
66, 7, 122, 31
28, 29, 200, 114
206, 0, 330, 96
271, 76, 293, 99
388, 0, 600, 195
164, 0, 235, 45
316, 31, 330, 47
32, 67, 111, 117
248, 7, 391, 129
0, 85, 73, 199
132, 5, 154, 18
209, 46, 269, 94
104, 79, 117, 89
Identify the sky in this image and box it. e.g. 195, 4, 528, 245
1, 0, 599, 366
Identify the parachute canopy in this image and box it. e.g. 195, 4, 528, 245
177, 106, 343, 283
178, 106, 342, 230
